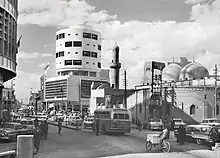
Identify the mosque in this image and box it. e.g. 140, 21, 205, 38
89, 41, 220, 125
128, 57, 220, 125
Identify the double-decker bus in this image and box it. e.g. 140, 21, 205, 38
93, 108, 131, 134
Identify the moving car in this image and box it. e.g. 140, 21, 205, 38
172, 118, 186, 130
83, 116, 94, 128
19, 118, 35, 131
147, 119, 164, 130
69, 116, 83, 126
174, 124, 213, 145
0, 122, 33, 142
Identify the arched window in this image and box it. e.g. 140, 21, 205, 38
216, 105, 219, 115
190, 104, 195, 115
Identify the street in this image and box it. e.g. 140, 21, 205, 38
0, 125, 218, 158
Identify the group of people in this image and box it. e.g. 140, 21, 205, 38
33, 118, 48, 154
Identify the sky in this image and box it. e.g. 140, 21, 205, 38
10, 0, 220, 103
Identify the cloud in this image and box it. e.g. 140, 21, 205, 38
17, 51, 53, 60
17, 0, 220, 91
14, 70, 41, 102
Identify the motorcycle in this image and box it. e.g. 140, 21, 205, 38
145, 134, 171, 153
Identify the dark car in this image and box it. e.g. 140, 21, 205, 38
174, 124, 213, 145
0, 122, 33, 142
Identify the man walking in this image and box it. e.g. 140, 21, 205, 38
96, 115, 100, 136
33, 123, 41, 154
58, 118, 62, 135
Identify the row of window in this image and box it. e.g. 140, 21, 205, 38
56, 32, 99, 40
56, 51, 99, 58
82, 51, 97, 58
63, 60, 101, 68
64, 41, 102, 50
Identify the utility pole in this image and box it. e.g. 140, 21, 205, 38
123, 70, 127, 109
213, 64, 218, 118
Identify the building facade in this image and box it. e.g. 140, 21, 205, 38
128, 58, 220, 125
55, 25, 102, 77
0, 0, 18, 118
44, 25, 109, 112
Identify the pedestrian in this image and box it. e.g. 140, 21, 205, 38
96, 115, 100, 136
58, 118, 62, 134
33, 126, 41, 154
208, 125, 218, 150
177, 125, 186, 145
43, 120, 48, 140
171, 119, 175, 131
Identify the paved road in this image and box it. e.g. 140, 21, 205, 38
0, 125, 217, 158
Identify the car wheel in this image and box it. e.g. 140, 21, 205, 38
196, 139, 202, 145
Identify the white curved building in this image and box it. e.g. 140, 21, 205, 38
55, 25, 102, 78
44, 25, 109, 113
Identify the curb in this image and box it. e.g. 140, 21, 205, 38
48, 121, 81, 131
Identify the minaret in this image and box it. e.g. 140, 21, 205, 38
110, 42, 121, 89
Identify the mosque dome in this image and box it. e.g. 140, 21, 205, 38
179, 62, 209, 81
162, 63, 182, 81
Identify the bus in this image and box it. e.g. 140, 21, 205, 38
93, 108, 131, 134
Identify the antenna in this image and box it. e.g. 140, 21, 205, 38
193, 56, 195, 62
172, 57, 175, 63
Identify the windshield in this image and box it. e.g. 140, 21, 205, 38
3, 124, 15, 129
174, 120, 182, 123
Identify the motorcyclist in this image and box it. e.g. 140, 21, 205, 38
158, 126, 169, 149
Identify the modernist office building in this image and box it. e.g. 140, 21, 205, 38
45, 25, 109, 112
0, 0, 18, 118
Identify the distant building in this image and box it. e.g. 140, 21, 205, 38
44, 25, 109, 112
0, 1, 19, 118
128, 57, 220, 125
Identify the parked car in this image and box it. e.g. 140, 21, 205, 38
0, 122, 33, 142
172, 118, 186, 130
83, 116, 94, 128
69, 116, 83, 126
201, 118, 220, 126
147, 119, 164, 130
174, 124, 213, 145
19, 118, 35, 131
56, 113, 64, 121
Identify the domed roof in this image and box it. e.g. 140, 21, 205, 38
179, 62, 209, 80
162, 63, 182, 81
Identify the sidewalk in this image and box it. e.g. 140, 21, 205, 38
48, 121, 82, 130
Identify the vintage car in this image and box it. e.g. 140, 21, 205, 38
172, 118, 186, 130
0, 122, 34, 142
83, 116, 94, 128
147, 119, 164, 131
201, 118, 220, 126
174, 124, 213, 145
68, 116, 83, 126
19, 118, 35, 131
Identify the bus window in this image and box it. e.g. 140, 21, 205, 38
118, 114, 124, 119
125, 114, 129, 120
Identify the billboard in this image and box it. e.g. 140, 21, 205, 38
142, 61, 165, 84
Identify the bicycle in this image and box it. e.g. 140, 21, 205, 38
145, 134, 171, 153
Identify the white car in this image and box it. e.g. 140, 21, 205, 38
147, 119, 164, 130
69, 116, 83, 126
172, 118, 186, 130
201, 118, 220, 126
83, 117, 94, 128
